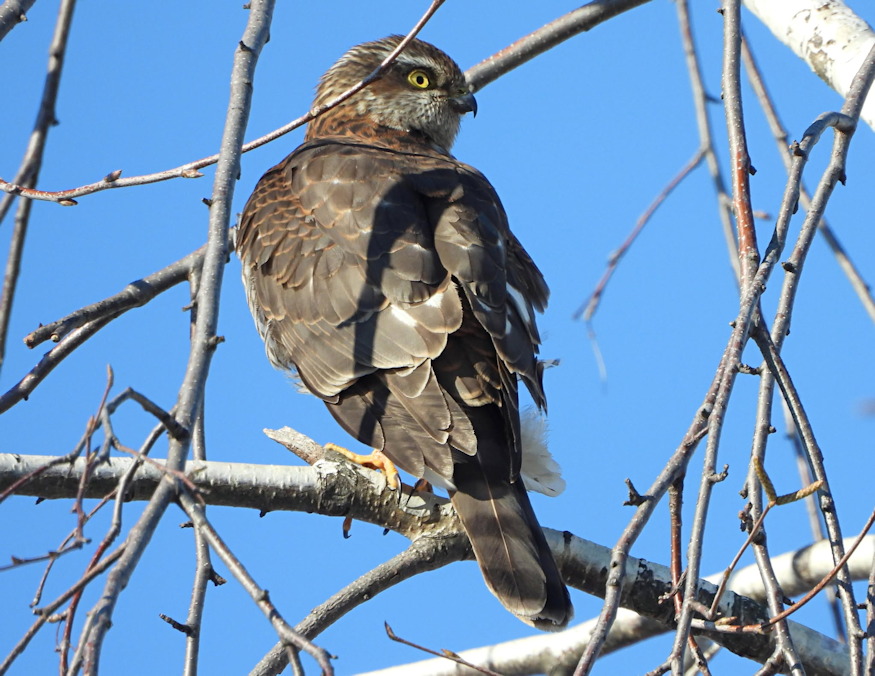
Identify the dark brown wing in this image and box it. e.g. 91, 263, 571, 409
237, 139, 470, 479
236, 137, 570, 627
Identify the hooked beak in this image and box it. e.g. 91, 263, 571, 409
450, 91, 478, 117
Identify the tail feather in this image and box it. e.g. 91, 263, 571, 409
451, 463, 572, 629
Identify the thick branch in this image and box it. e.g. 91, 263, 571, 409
743, 0, 875, 131
368, 537, 874, 676
0, 451, 857, 673
0, 452, 455, 540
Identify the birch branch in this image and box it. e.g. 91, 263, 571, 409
743, 0, 875, 131
365, 537, 873, 676
0, 450, 859, 674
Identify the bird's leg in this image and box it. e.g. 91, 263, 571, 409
324, 443, 399, 490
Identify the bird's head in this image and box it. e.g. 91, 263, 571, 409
309, 36, 477, 152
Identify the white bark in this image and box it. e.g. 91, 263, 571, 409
363, 537, 874, 676
2, 453, 864, 675
744, 0, 875, 129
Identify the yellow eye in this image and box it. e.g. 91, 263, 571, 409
407, 69, 431, 89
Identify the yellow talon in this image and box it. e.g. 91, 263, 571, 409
324, 443, 399, 490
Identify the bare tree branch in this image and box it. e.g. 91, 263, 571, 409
0, 451, 454, 538
24, 244, 205, 349
465, 0, 653, 93
676, 0, 739, 282
0, 0, 77, 374
177, 490, 334, 675
1, 450, 862, 674
740, 36, 875, 326
0, 244, 205, 415
367, 536, 875, 676
252, 537, 468, 676
0, 0, 654, 208
73, 3, 276, 672
576, 147, 705, 323
0, 0, 36, 42
743, 0, 875, 131
0, 0, 446, 207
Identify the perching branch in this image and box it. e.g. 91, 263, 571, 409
0, 450, 861, 675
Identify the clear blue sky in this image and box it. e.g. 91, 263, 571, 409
3, 2, 874, 673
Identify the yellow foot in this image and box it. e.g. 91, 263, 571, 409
324, 443, 399, 491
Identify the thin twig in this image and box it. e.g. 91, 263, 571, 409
866, 554, 875, 675
0, 0, 77, 375
106, 387, 188, 441
184, 398, 210, 674
675, 0, 739, 283
0, 540, 85, 573
781, 402, 847, 640
720, 0, 758, 289
384, 623, 501, 676
747, 508, 875, 633
182, 526, 212, 676
576, 148, 705, 322
740, 35, 875, 326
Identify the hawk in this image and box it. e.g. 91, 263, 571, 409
236, 36, 572, 629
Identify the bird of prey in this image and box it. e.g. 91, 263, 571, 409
236, 36, 572, 629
